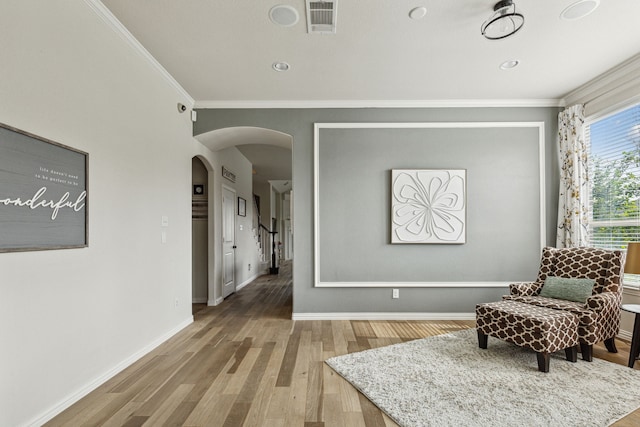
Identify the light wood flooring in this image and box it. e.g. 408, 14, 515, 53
47, 261, 640, 426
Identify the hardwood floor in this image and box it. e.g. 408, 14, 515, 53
47, 261, 640, 426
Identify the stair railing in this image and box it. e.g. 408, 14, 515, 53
253, 195, 278, 272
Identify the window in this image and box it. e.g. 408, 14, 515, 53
586, 102, 640, 286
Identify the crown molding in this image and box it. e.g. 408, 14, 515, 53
562, 53, 640, 110
194, 99, 564, 110
84, 0, 194, 106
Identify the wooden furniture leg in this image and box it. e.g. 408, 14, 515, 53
565, 345, 578, 363
536, 352, 550, 373
604, 337, 618, 353
477, 330, 488, 349
580, 343, 593, 362
628, 311, 640, 368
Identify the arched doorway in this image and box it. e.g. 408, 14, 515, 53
194, 127, 293, 302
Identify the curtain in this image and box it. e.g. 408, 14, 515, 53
556, 104, 589, 248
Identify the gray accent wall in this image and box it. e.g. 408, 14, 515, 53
195, 107, 561, 314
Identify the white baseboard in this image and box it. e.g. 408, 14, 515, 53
291, 313, 636, 345
237, 273, 259, 291
291, 312, 476, 321
208, 297, 224, 306
27, 316, 194, 427
192, 297, 207, 303
618, 329, 633, 342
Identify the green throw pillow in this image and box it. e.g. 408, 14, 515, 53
539, 276, 595, 303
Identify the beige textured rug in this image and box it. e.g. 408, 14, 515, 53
326, 329, 640, 427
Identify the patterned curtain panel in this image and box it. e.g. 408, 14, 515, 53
556, 104, 589, 248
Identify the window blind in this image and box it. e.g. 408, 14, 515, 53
586, 102, 640, 286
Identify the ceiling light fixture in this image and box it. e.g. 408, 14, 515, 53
560, 0, 599, 21
500, 60, 519, 70
409, 7, 427, 20
481, 0, 525, 40
272, 61, 290, 72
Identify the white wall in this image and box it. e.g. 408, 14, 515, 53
0, 2, 214, 426
212, 147, 261, 290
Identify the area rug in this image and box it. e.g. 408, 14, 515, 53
325, 329, 640, 427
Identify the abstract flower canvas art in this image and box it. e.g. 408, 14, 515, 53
391, 169, 466, 244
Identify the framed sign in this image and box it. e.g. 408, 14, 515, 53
222, 166, 236, 183
0, 123, 88, 252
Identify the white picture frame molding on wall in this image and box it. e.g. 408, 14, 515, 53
313, 121, 546, 288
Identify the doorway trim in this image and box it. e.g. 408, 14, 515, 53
221, 184, 237, 299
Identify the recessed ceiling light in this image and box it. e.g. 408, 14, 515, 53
560, 0, 600, 21
272, 61, 290, 72
409, 7, 427, 20
269, 5, 300, 27
500, 60, 519, 70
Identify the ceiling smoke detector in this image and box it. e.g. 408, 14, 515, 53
306, 0, 337, 34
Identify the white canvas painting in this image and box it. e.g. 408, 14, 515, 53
392, 169, 466, 244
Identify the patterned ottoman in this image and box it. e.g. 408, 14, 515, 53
476, 300, 579, 372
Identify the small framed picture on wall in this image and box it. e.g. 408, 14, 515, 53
193, 184, 204, 196
238, 197, 246, 216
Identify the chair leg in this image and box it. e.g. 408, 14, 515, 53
537, 352, 550, 372
477, 330, 488, 349
580, 343, 593, 362
604, 337, 618, 353
565, 345, 578, 363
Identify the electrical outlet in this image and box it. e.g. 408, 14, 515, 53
174, 298, 179, 308
392, 289, 399, 299
248, 263, 251, 271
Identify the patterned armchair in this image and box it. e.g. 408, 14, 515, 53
503, 246, 624, 361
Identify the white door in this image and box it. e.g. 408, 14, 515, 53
222, 186, 236, 298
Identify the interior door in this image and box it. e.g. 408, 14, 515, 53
222, 186, 236, 298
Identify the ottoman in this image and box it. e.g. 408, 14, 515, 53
476, 300, 579, 372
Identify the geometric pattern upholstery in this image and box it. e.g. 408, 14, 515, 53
503, 246, 624, 348
476, 300, 579, 354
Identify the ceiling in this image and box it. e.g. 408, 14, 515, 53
100, 0, 640, 105
98, 1, 640, 191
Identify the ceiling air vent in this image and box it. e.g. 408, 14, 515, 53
306, 0, 337, 34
